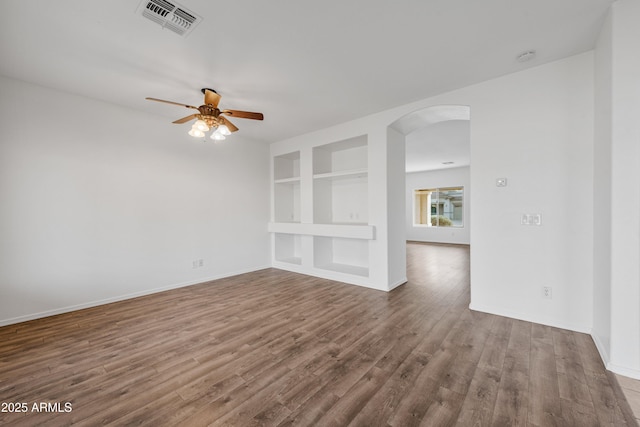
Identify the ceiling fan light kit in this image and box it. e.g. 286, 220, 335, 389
146, 88, 264, 141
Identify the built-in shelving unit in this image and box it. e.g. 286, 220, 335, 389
271, 135, 372, 285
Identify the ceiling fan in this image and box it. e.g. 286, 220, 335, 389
146, 88, 264, 140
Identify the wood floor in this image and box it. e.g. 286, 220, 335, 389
0, 243, 635, 426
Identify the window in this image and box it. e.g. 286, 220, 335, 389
414, 187, 464, 227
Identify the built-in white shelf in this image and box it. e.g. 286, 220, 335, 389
276, 256, 302, 265
316, 262, 368, 277
268, 222, 374, 240
274, 176, 301, 184
312, 168, 368, 181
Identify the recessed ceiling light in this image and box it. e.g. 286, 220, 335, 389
516, 50, 536, 63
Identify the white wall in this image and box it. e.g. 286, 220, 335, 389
406, 167, 470, 245
466, 53, 594, 333
387, 127, 407, 286
0, 76, 270, 326
595, 0, 640, 379
593, 5, 613, 370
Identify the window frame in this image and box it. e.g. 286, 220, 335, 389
412, 186, 464, 228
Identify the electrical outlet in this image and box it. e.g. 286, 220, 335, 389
192, 260, 198, 269
496, 178, 508, 187
542, 286, 552, 299
198, 259, 204, 267
521, 214, 531, 225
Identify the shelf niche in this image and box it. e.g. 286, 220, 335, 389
314, 236, 369, 277
274, 151, 300, 181
313, 135, 368, 225
274, 233, 302, 265
274, 181, 300, 223
274, 151, 301, 223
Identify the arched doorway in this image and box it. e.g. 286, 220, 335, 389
388, 105, 471, 279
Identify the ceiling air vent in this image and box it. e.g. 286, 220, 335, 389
136, 0, 202, 37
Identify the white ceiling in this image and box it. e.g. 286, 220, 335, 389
0, 0, 613, 143
390, 105, 470, 172
405, 120, 470, 173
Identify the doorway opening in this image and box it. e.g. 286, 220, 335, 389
388, 104, 471, 280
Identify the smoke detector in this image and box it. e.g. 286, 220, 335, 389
516, 50, 536, 63
136, 0, 202, 37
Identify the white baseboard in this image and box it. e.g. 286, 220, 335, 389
591, 332, 611, 369
388, 277, 408, 291
0, 265, 271, 327
271, 262, 381, 290
270, 262, 406, 293
592, 335, 640, 379
468, 302, 592, 335
607, 363, 640, 380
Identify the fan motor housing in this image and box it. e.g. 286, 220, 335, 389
198, 105, 220, 116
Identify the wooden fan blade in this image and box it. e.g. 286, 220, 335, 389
146, 97, 199, 110
204, 89, 221, 107
220, 116, 239, 133
173, 114, 199, 124
222, 110, 264, 120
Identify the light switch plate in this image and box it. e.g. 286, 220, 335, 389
532, 213, 542, 226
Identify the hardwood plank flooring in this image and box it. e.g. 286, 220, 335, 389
0, 242, 635, 426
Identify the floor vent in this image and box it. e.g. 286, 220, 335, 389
136, 0, 202, 37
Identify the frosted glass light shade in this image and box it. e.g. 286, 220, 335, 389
194, 120, 209, 132
217, 124, 231, 136
210, 130, 226, 141
188, 128, 205, 137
